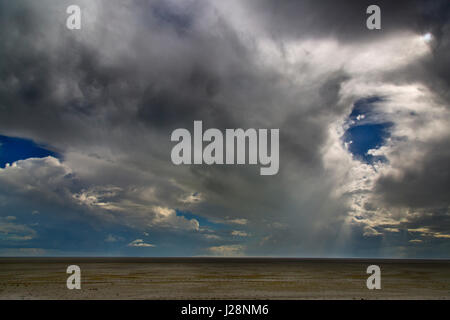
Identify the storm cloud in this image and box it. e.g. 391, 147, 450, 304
0, 0, 449, 257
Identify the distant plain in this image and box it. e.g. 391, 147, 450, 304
0, 258, 448, 299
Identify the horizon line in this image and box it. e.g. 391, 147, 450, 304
1, 256, 449, 261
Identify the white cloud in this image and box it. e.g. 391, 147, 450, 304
180, 192, 203, 204
0, 156, 201, 233
231, 230, 248, 237
0, 217, 37, 241
204, 234, 221, 240
0, 157, 73, 202
225, 218, 248, 225
363, 226, 382, 237
127, 239, 155, 248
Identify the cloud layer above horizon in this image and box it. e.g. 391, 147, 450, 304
0, 0, 449, 257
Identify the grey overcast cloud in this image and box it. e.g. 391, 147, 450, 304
0, 0, 449, 258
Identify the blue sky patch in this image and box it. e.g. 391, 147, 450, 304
344, 97, 392, 164
0, 135, 59, 168
176, 210, 222, 230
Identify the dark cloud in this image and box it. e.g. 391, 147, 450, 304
246, 0, 448, 42
0, 0, 449, 257
375, 137, 450, 209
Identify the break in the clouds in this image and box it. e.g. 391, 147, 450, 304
0, 0, 449, 258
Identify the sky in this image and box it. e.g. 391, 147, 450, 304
0, 0, 449, 258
